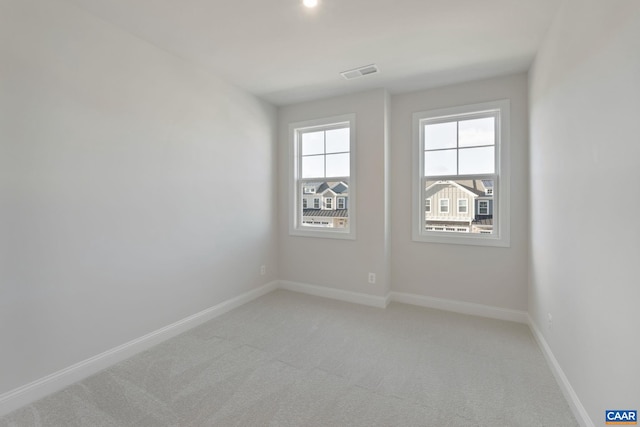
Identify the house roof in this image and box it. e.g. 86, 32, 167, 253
303, 209, 348, 218
305, 181, 348, 195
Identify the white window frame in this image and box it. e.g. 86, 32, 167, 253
302, 199, 308, 209
289, 114, 356, 239
439, 198, 450, 214
457, 198, 468, 214
478, 200, 489, 215
337, 197, 345, 210
425, 198, 431, 213
324, 197, 332, 209
313, 198, 320, 209
412, 100, 510, 247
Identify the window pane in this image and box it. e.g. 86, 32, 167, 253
459, 117, 494, 148
424, 179, 494, 235
326, 153, 350, 178
302, 155, 324, 178
425, 149, 457, 176
459, 146, 494, 174
302, 131, 324, 155
300, 181, 349, 229
424, 122, 457, 150
325, 128, 349, 153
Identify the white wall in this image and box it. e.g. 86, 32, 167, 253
278, 90, 390, 298
0, 0, 277, 396
529, 0, 640, 423
390, 74, 530, 310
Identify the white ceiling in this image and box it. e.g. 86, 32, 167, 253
68, 0, 562, 106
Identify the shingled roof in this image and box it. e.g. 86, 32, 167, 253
303, 209, 348, 218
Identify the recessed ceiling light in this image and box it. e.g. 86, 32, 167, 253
303, 0, 318, 8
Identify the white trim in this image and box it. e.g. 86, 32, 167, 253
289, 114, 356, 240
412, 99, 510, 247
389, 291, 527, 323
337, 197, 345, 209
278, 280, 388, 308
457, 198, 468, 214
439, 198, 450, 213
527, 315, 594, 427
478, 199, 489, 215
0, 281, 279, 417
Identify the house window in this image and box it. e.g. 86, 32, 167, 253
303, 186, 316, 194
325, 198, 333, 209
439, 199, 449, 213
290, 114, 356, 239
458, 199, 468, 214
425, 198, 431, 213
478, 200, 489, 215
412, 100, 510, 247
302, 199, 308, 209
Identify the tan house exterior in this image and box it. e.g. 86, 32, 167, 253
425, 180, 493, 233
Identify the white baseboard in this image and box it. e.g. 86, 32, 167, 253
0, 281, 279, 418
527, 315, 594, 427
278, 280, 389, 308
389, 291, 528, 323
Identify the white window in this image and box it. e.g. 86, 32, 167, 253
290, 114, 356, 239
439, 199, 449, 213
302, 199, 308, 209
325, 198, 332, 209
412, 100, 510, 247
303, 186, 316, 194
458, 199, 468, 214
478, 200, 489, 215
425, 198, 431, 213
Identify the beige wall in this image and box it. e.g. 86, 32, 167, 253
278, 74, 528, 310
0, 0, 277, 396
529, 0, 640, 423
278, 90, 391, 297
390, 74, 530, 310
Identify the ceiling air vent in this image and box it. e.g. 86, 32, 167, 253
340, 64, 379, 80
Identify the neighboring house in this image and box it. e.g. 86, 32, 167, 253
424, 179, 493, 233
301, 181, 349, 228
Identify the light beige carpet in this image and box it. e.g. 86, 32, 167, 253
0, 290, 578, 426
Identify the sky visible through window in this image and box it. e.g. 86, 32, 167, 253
424, 116, 494, 176
301, 127, 350, 179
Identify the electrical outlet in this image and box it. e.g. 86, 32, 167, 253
547, 313, 553, 329
260, 265, 266, 276
368, 273, 376, 284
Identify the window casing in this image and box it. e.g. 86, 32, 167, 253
412, 100, 510, 247
478, 200, 489, 215
289, 114, 356, 239
439, 199, 449, 213
458, 198, 468, 214
325, 198, 332, 209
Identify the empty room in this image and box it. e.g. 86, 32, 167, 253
1, 0, 638, 426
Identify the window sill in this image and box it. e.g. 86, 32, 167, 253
290, 228, 355, 240
412, 232, 510, 248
